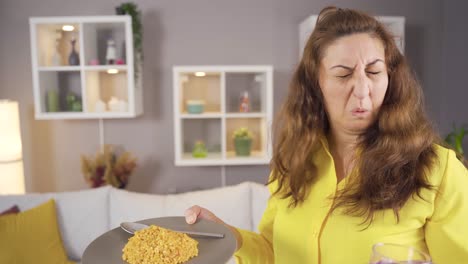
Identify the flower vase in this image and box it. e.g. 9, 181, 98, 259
68, 38, 80, 66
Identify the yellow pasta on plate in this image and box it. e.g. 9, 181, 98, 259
82, 217, 236, 264
122, 225, 198, 264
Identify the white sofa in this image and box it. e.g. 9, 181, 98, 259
0, 181, 270, 263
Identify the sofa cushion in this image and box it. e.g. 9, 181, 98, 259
0, 199, 73, 264
109, 189, 167, 228
165, 182, 252, 230
249, 182, 270, 232
109, 182, 253, 231
0, 186, 110, 261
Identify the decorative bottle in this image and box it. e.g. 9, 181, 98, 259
68, 37, 80, 66
239, 91, 250, 112
106, 39, 116, 64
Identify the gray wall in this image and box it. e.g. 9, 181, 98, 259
441, 0, 468, 152
0, 0, 465, 194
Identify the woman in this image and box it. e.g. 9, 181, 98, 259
185, 6, 468, 264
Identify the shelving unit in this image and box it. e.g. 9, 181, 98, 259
29, 16, 143, 119
299, 15, 405, 57
173, 66, 273, 166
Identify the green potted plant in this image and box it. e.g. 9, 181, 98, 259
233, 127, 253, 156
445, 124, 466, 162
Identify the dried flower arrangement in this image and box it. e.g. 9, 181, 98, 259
81, 145, 137, 188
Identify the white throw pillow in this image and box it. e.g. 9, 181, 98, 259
0, 186, 110, 261
109, 182, 252, 231
109, 188, 168, 229
165, 182, 252, 230
249, 182, 270, 232
0, 193, 49, 213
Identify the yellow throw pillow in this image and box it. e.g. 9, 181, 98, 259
0, 199, 74, 264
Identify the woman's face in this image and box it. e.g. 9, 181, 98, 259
319, 33, 388, 134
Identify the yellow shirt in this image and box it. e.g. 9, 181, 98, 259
234, 143, 468, 264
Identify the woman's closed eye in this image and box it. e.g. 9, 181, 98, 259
367, 71, 381, 75
337, 73, 352, 78
336, 71, 381, 78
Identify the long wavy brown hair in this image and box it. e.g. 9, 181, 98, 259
270, 6, 439, 223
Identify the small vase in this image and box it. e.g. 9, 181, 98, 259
234, 137, 252, 156
46, 90, 59, 112
68, 38, 80, 66
192, 141, 208, 158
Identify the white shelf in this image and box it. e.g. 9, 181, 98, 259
178, 153, 223, 166
29, 15, 143, 119
299, 15, 405, 58
38, 65, 129, 72
84, 65, 128, 71
35, 111, 136, 120
30, 16, 130, 24
174, 65, 273, 73
38, 66, 81, 71
180, 112, 223, 119
225, 151, 269, 165
377, 16, 405, 54
176, 152, 269, 166
173, 65, 274, 167
225, 112, 266, 118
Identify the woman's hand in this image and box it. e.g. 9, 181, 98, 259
184, 205, 243, 250
184, 205, 223, 225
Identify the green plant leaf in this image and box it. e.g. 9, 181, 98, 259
445, 123, 466, 157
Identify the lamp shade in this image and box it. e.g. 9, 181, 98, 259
0, 100, 25, 194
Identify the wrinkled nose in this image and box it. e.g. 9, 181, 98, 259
352, 72, 370, 100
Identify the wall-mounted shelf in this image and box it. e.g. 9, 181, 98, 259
29, 16, 143, 119
173, 65, 273, 166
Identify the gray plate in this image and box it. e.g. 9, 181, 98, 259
82, 216, 237, 264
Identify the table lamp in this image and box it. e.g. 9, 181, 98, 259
0, 100, 25, 194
